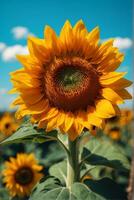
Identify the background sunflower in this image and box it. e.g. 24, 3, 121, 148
0, 112, 19, 139
2, 153, 43, 197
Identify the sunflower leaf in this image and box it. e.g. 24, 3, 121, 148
0, 188, 9, 200
84, 177, 127, 200
42, 143, 66, 167
29, 176, 105, 200
0, 121, 58, 145
49, 160, 67, 185
81, 138, 130, 171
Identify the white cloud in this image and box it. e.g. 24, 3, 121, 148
0, 94, 16, 111
11, 26, 33, 40
0, 88, 8, 95
113, 37, 133, 50
2, 45, 28, 62
0, 42, 6, 52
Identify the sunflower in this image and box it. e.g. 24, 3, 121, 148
2, 153, 43, 197
107, 127, 121, 140
119, 109, 133, 126
0, 113, 19, 137
10, 20, 132, 140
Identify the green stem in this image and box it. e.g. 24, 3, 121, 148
67, 137, 80, 188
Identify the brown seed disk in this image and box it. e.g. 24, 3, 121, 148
14, 167, 33, 185
44, 57, 101, 112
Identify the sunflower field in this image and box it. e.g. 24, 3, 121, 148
0, 19, 133, 200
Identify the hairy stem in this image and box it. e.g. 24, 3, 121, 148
67, 138, 80, 188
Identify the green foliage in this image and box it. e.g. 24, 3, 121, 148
0, 120, 131, 200
29, 176, 105, 200
49, 160, 67, 185
29, 176, 127, 200
0, 121, 58, 145
81, 138, 130, 172
44, 143, 66, 167
0, 189, 9, 200
84, 177, 126, 200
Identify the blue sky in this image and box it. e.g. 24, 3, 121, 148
0, 0, 133, 110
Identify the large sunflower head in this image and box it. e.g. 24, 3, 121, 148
10, 20, 132, 140
0, 113, 19, 137
2, 153, 43, 197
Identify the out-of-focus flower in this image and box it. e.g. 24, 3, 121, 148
106, 109, 133, 127
119, 109, 133, 126
0, 113, 19, 137
2, 153, 43, 197
105, 125, 121, 141
10, 20, 132, 140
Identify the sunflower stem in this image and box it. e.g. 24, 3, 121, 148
67, 137, 80, 188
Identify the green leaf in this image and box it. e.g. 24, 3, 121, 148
30, 176, 105, 200
0, 188, 9, 200
43, 142, 66, 167
71, 183, 105, 200
49, 160, 67, 184
81, 164, 112, 181
0, 122, 57, 145
84, 177, 127, 200
81, 138, 130, 171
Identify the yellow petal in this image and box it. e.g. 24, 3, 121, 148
102, 87, 124, 104
56, 112, 65, 126
77, 109, 103, 128
116, 89, 132, 99
8, 88, 17, 94
109, 78, 132, 89
20, 87, 45, 105
95, 99, 119, 118
44, 25, 57, 41
73, 20, 87, 35
87, 26, 100, 44
46, 116, 58, 132
99, 39, 114, 51
98, 53, 124, 72
64, 112, 74, 132
27, 36, 47, 61
25, 99, 49, 114
68, 120, 83, 141
44, 25, 58, 50
87, 115, 105, 128
16, 55, 31, 69
60, 20, 72, 38
59, 20, 73, 54
41, 107, 59, 121
100, 72, 126, 85
10, 97, 23, 108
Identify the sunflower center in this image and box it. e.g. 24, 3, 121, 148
56, 67, 84, 91
45, 57, 100, 112
15, 167, 33, 185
